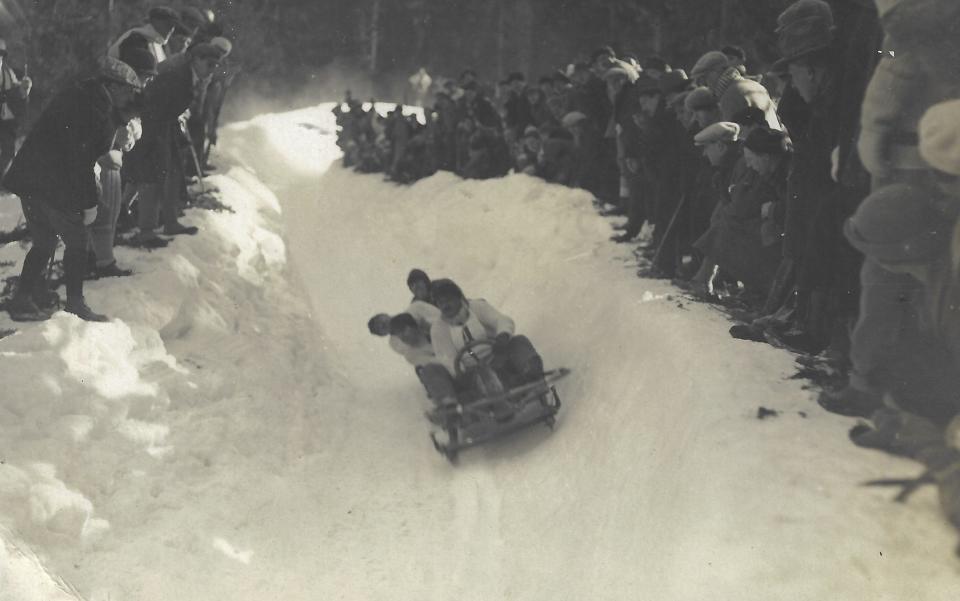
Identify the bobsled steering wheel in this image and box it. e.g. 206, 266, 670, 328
454, 338, 497, 379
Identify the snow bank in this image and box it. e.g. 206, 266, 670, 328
0, 127, 331, 598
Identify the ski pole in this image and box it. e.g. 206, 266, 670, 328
651, 191, 688, 268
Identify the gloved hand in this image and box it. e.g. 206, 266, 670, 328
492, 332, 511, 354
83, 206, 98, 226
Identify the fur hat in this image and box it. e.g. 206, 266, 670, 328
694, 122, 740, 146
844, 183, 951, 264
690, 51, 729, 79
920, 100, 960, 176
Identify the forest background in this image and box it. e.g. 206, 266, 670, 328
0, 0, 796, 123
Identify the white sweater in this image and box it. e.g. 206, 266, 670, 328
430, 299, 515, 375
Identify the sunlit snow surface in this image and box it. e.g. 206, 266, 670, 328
0, 103, 957, 600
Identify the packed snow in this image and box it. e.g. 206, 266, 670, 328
0, 103, 957, 600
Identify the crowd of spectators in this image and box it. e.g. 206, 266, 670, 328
337, 0, 960, 551
0, 4, 235, 323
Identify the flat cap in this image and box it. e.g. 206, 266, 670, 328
694, 121, 740, 146
690, 51, 729, 79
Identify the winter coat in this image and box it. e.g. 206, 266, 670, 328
830, 0, 882, 190
504, 92, 533, 135
457, 95, 501, 130
711, 68, 781, 130
125, 59, 196, 184
858, 3, 960, 181
430, 299, 516, 376
4, 79, 116, 213
694, 164, 784, 291
539, 134, 577, 185
389, 335, 440, 368
783, 63, 842, 264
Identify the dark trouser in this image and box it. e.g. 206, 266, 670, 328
0, 119, 17, 177
623, 172, 647, 237
18, 196, 88, 301
489, 335, 544, 387
416, 364, 457, 403
849, 258, 924, 394
416, 335, 544, 403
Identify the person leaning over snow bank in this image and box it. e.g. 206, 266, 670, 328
4, 57, 143, 322
126, 43, 222, 247
429, 279, 544, 390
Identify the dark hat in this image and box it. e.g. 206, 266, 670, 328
659, 69, 691, 95
148, 6, 182, 25
774, 0, 835, 69
389, 314, 418, 336
119, 46, 159, 77
181, 7, 207, 28
684, 86, 718, 111
642, 56, 671, 72
844, 183, 951, 265
743, 127, 789, 155
731, 106, 767, 128
591, 46, 616, 63
97, 56, 143, 90
407, 268, 430, 286
189, 43, 222, 61
721, 45, 747, 63
430, 279, 464, 302
634, 74, 661, 97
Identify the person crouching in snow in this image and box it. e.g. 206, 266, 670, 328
4, 57, 143, 322
429, 279, 544, 390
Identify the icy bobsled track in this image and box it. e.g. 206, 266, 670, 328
1, 104, 957, 600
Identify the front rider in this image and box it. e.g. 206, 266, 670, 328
429, 278, 544, 388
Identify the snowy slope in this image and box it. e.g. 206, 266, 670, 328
0, 103, 957, 600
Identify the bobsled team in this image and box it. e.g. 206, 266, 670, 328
368, 268, 545, 415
